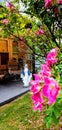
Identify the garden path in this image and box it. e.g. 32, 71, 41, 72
0, 80, 30, 106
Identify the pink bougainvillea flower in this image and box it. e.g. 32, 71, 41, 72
2, 19, 9, 24
33, 102, 43, 111
44, 0, 52, 8
6, 2, 13, 10
46, 48, 58, 65
30, 80, 41, 94
30, 47, 60, 111
31, 92, 44, 111
41, 63, 51, 77
58, 0, 62, 4
33, 73, 41, 80
42, 77, 60, 105
37, 29, 45, 35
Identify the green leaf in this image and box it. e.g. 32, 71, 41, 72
44, 115, 50, 122
46, 118, 53, 128
54, 108, 61, 118
52, 114, 59, 124
45, 105, 54, 115
57, 90, 62, 98
44, 116, 53, 128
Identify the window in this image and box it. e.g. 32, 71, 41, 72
0, 53, 9, 65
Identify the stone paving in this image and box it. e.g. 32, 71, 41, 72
0, 80, 30, 106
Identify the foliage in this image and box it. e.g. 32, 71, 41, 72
0, 0, 62, 62
21, 0, 62, 49
0, 2, 50, 64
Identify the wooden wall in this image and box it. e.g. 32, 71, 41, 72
0, 38, 33, 72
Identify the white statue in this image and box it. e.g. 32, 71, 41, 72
21, 64, 32, 87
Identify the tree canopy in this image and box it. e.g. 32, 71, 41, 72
0, 0, 62, 70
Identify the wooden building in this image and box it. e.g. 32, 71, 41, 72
0, 38, 33, 75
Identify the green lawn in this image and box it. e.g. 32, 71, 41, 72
0, 92, 61, 130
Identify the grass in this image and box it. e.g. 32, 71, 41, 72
0, 92, 61, 130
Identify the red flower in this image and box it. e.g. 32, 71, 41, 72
44, 0, 52, 8
37, 29, 45, 35
58, 0, 62, 4
6, 2, 13, 10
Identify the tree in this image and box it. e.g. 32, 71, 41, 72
0, 0, 61, 72
0, 1, 55, 73
21, 0, 62, 47
0, 0, 62, 66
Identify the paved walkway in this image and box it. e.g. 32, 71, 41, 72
0, 80, 30, 106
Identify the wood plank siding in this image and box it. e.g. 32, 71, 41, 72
0, 38, 33, 75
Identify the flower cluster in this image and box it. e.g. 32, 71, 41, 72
6, 2, 14, 10
2, 19, 10, 24
30, 48, 60, 111
44, 0, 52, 8
34, 29, 45, 36
44, 0, 62, 8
